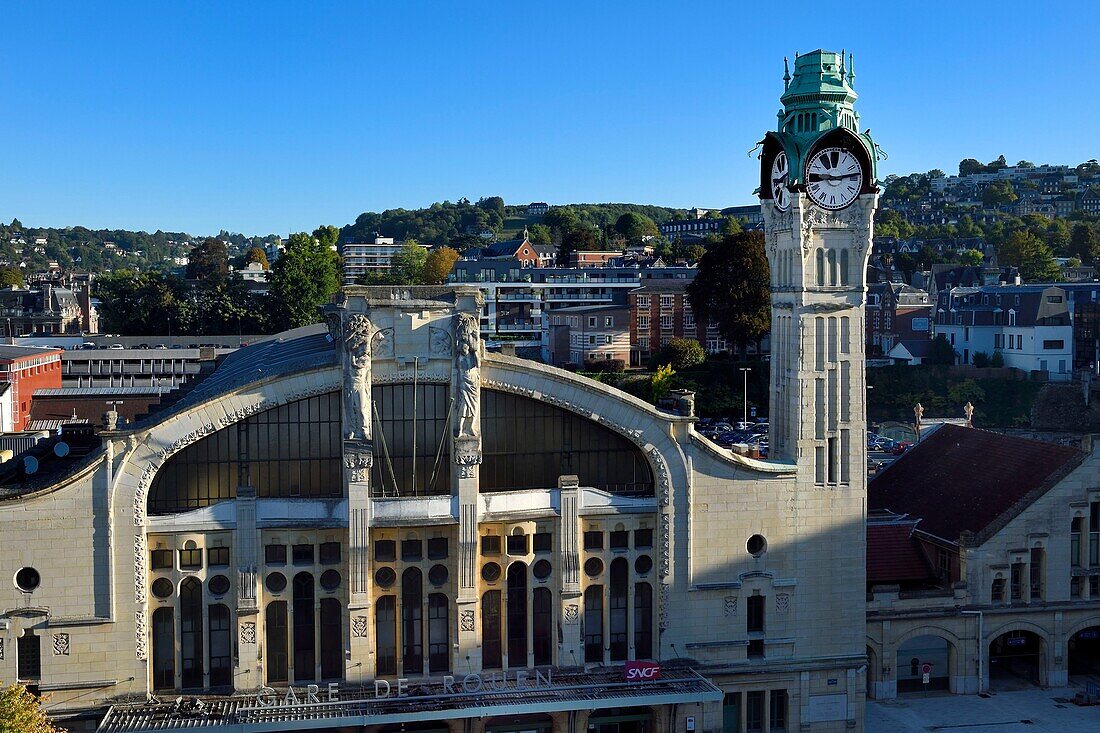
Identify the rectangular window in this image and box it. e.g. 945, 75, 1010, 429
151, 549, 174, 570
292, 543, 314, 564
1030, 547, 1044, 600
1043, 339, 1065, 350
1072, 576, 1082, 599
1091, 502, 1100, 566
208, 546, 230, 567
991, 577, 1005, 603
769, 690, 788, 732
1011, 562, 1024, 601
583, 531, 604, 550
827, 437, 837, 484
374, 539, 396, 562
637, 296, 650, 309
1072, 517, 1082, 568
507, 533, 529, 556
1091, 576, 1099, 598
638, 315, 650, 328
605, 317, 614, 327
723, 693, 741, 733
401, 539, 423, 561
266, 544, 287, 565
746, 690, 764, 733
319, 542, 341, 564
533, 532, 552, 553
660, 295, 674, 308
427, 537, 449, 560
481, 535, 502, 555
635, 528, 653, 548
179, 548, 202, 570
588, 317, 597, 328
610, 530, 629, 550
747, 594, 765, 633
660, 315, 674, 329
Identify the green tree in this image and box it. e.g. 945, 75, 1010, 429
958, 249, 983, 266
1070, 223, 1100, 264
614, 212, 659, 242
558, 227, 598, 265
651, 363, 676, 400
0, 266, 24, 287
422, 246, 460, 284
185, 238, 229, 281
312, 225, 340, 251
1046, 218, 1072, 256
527, 223, 552, 247
982, 180, 1018, 207
687, 230, 770, 357
927, 334, 956, 365
390, 241, 428, 284
650, 338, 705, 371
1000, 230, 1060, 281
266, 232, 341, 331
0, 683, 62, 733
243, 246, 270, 269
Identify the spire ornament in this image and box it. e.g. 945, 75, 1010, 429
783, 57, 791, 90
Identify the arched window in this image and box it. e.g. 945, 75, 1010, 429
609, 559, 629, 661
533, 587, 553, 666
635, 582, 653, 659
152, 608, 174, 690
293, 573, 316, 682
482, 590, 502, 670
828, 249, 838, 286
816, 249, 825, 286
507, 562, 528, 667
180, 577, 203, 689
375, 596, 397, 676
208, 604, 232, 688
584, 585, 603, 664
401, 568, 424, 674
811, 112, 818, 130
840, 249, 850, 286
266, 601, 289, 684
428, 594, 449, 674
320, 598, 343, 680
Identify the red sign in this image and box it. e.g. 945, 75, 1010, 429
922, 663, 933, 675
624, 661, 661, 681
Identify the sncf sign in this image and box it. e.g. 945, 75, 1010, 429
624, 661, 661, 681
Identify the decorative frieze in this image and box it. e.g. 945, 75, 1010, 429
134, 534, 147, 603
564, 605, 579, 625
373, 371, 449, 385
776, 593, 791, 613
240, 622, 257, 645
53, 633, 70, 656
659, 583, 671, 631
135, 611, 147, 660
724, 596, 737, 617
429, 326, 452, 357
460, 609, 475, 632
1, 637, 5, 660
352, 616, 369, 638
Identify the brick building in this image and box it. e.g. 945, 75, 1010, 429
543, 304, 630, 367
0, 345, 63, 431
628, 280, 726, 365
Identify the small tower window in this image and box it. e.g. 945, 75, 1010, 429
811, 112, 817, 130
816, 249, 825, 286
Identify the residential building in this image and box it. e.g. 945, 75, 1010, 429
0, 283, 93, 336
478, 232, 554, 268
339, 236, 429, 285
866, 282, 931, 356
543, 304, 630, 367
0, 345, 63, 431
568, 250, 620, 268
526, 202, 550, 217
629, 280, 730, 365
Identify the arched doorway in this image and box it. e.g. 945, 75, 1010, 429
586, 707, 653, 733
989, 630, 1043, 690
1068, 625, 1100, 678
896, 635, 951, 693
866, 645, 878, 699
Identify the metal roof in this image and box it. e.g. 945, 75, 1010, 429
33, 386, 173, 397
0, 345, 61, 361
98, 668, 722, 733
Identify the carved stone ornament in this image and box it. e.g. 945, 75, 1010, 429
344, 449, 374, 483
724, 596, 737, 617
460, 609, 476, 632
564, 605, 580, 625
799, 202, 871, 256
240, 622, 257, 645
372, 328, 395, 358
53, 633, 70, 656
134, 533, 147, 603
762, 203, 794, 235
0, 637, 4, 660
352, 616, 369, 638
659, 583, 671, 631
429, 326, 452, 357
454, 313, 481, 438
343, 314, 373, 442
459, 464, 476, 479
454, 436, 482, 467
776, 593, 791, 613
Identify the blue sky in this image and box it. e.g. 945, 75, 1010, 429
2, 1, 1097, 235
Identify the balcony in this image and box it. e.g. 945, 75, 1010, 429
495, 322, 542, 332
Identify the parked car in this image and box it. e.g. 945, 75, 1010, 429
154, 344, 167, 350
109, 343, 124, 350
891, 441, 912, 456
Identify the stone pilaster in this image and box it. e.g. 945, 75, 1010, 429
233, 486, 261, 690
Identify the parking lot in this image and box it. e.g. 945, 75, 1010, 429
868, 687, 1100, 732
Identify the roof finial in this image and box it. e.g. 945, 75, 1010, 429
840, 49, 846, 78
783, 57, 790, 90
848, 52, 855, 86
522, 225, 529, 242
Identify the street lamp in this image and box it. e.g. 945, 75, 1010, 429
739, 367, 751, 424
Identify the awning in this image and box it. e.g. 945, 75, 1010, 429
97, 667, 722, 733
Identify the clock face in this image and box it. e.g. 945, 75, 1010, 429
805, 147, 863, 210
770, 151, 790, 211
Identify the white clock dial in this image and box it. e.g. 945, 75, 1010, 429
770, 151, 790, 211
805, 147, 863, 210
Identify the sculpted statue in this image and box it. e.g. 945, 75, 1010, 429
455, 313, 480, 437
343, 314, 373, 441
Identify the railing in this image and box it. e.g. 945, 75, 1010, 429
495, 322, 542, 332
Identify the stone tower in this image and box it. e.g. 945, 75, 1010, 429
758, 49, 878, 485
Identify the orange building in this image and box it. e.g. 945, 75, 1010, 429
0, 345, 63, 430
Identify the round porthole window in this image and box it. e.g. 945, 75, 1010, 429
532, 559, 553, 580
320, 570, 341, 591
151, 577, 174, 599
747, 534, 767, 557
634, 555, 653, 575
428, 564, 449, 586
374, 567, 397, 589
266, 572, 287, 593
15, 567, 40, 593
208, 575, 231, 596
584, 557, 604, 577
481, 562, 502, 583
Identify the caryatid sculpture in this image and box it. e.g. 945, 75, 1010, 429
455, 313, 481, 438
343, 313, 373, 442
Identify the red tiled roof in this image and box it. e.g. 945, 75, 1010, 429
868, 424, 1083, 543
867, 521, 936, 585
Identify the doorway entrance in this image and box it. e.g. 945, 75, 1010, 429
989, 630, 1043, 690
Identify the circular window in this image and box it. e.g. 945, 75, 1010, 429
635, 555, 653, 575
320, 570, 341, 591
532, 559, 553, 580
208, 575, 231, 596
151, 577, 174, 599
374, 567, 396, 589
584, 557, 604, 577
747, 534, 767, 557
481, 562, 502, 583
15, 567, 40, 593
428, 564, 449, 586
266, 572, 287, 593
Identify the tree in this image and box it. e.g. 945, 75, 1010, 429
1000, 230, 1060, 281
422, 246, 460, 284
958, 249, 983, 266
651, 363, 676, 400
527, 223, 552, 247
186, 238, 229, 281
1046, 218, 1072, 256
927, 334, 955, 365
990, 351, 1005, 368
982, 180, 1017, 207
0, 266, 24, 287
1070, 223, 1100, 264
558, 227, 598, 265
614, 212, 659, 242
390, 241, 428, 284
243, 246, 270, 269
266, 232, 341, 331
0, 683, 62, 733
312, 225, 340, 251
650, 338, 705, 370
687, 230, 770, 357
959, 158, 984, 176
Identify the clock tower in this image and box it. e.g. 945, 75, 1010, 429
758, 49, 878, 486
